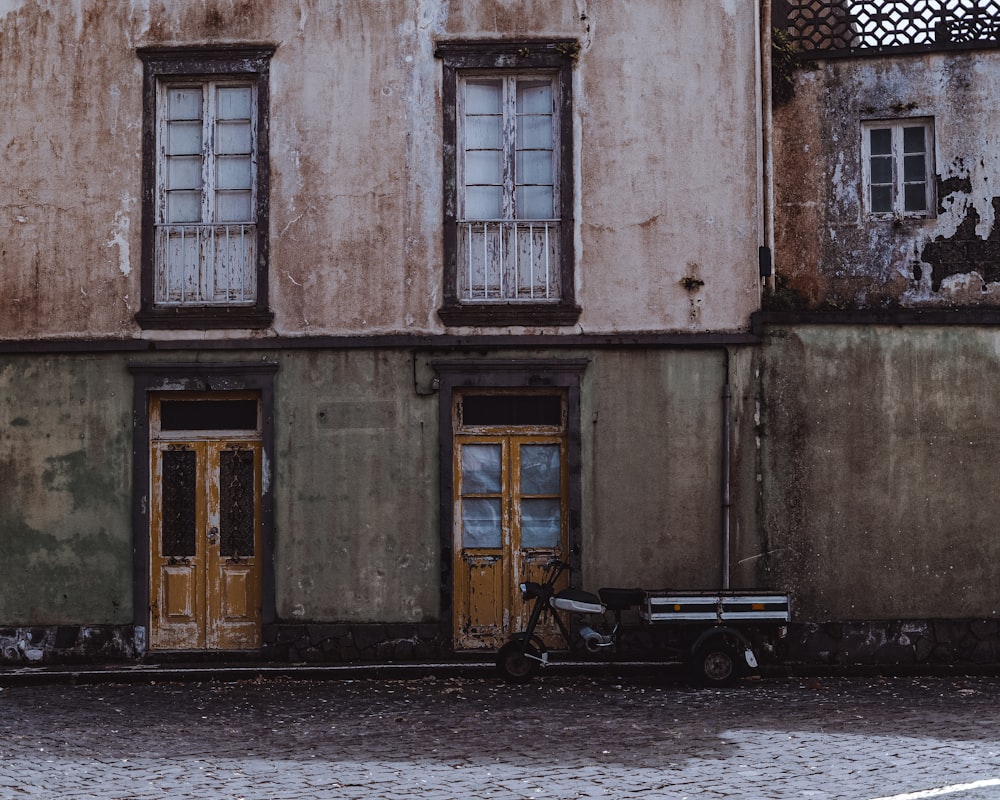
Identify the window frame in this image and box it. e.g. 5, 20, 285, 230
861, 118, 935, 220
137, 46, 275, 330
436, 40, 581, 327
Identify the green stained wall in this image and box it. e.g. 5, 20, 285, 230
581, 349, 730, 590
0, 347, 740, 630
271, 347, 735, 622
272, 350, 440, 623
759, 326, 1000, 621
0, 356, 133, 624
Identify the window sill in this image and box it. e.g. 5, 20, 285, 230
438, 302, 581, 328
135, 307, 274, 330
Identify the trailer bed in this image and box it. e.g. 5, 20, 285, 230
641, 591, 790, 624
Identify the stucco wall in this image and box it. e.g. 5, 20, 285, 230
0, 356, 133, 625
774, 49, 1000, 308
274, 346, 740, 621
581, 349, 730, 590
759, 325, 1000, 621
0, 0, 764, 339
272, 350, 440, 623
0, 346, 744, 630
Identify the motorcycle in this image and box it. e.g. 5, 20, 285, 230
495, 558, 641, 682
496, 558, 780, 685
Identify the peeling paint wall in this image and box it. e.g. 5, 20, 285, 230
1, 0, 764, 338
773, 49, 1000, 308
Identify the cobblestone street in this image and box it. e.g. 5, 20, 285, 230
1, 671, 999, 799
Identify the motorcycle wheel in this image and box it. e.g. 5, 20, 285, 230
496, 640, 542, 683
690, 640, 741, 687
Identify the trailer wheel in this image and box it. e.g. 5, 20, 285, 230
691, 639, 740, 687
497, 640, 543, 683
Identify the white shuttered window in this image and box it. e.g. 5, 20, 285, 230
156, 81, 258, 306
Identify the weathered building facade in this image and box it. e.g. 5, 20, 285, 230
7, 0, 997, 671
1, 0, 770, 664
764, 0, 1000, 664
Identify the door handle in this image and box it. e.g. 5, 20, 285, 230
207, 526, 218, 544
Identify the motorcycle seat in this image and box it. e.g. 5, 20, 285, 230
551, 587, 605, 614
598, 587, 645, 611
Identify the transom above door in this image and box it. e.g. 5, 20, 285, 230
148, 392, 263, 651
452, 390, 569, 650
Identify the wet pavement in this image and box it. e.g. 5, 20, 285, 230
1, 669, 999, 799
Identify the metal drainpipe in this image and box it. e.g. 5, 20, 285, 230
721, 347, 731, 591
761, 0, 776, 294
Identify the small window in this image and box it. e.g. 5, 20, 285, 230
461, 394, 563, 427
437, 41, 581, 327
862, 119, 934, 218
137, 47, 275, 329
159, 399, 259, 431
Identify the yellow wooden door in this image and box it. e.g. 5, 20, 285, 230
149, 395, 262, 651
453, 434, 568, 650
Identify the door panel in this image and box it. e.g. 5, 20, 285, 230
456, 553, 506, 647
206, 444, 262, 649
151, 444, 206, 649
453, 431, 568, 650
150, 419, 262, 651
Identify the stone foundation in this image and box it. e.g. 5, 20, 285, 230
0, 626, 142, 665
4, 618, 1000, 669
785, 619, 1000, 666
261, 623, 451, 663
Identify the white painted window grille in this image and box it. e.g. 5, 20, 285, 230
783, 1, 1000, 54
156, 81, 257, 305
862, 119, 934, 218
458, 76, 561, 301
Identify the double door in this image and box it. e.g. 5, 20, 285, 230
149, 395, 263, 650
453, 432, 569, 650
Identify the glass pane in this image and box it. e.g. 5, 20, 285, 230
905, 183, 927, 212
220, 449, 255, 558
516, 81, 552, 114
216, 121, 252, 155
521, 498, 560, 548
465, 115, 502, 149
168, 88, 202, 120
903, 126, 925, 153
216, 191, 253, 223
871, 185, 892, 213
462, 395, 562, 426
516, 185, 553, 220
161, 449, 196, 558
869, 128, 891, 155
167, 156, 202, 191
903, 154, 925, 183
517, 114, 553, 150
465, 186, 502, 219
217, 86, 253, 120
461, 444, 501, 493
465, 80, 502, 114
166, 191, 202, 224
167, 121, 202, 156
516, 150, 553, 185
217, 155, 253, 190
521, 444, 560, 494
160, 400, 258, 431
465, 150, 502, 185
462, 498, 502, 548
870, 155, 892, 184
